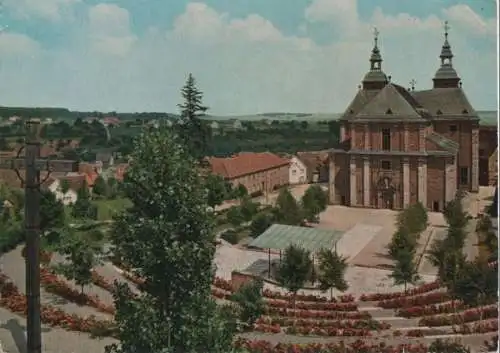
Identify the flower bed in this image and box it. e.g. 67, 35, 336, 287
360, 281, 441, 302
378, 292, 450, 309
40, 267, 115, 315
256, 316, 390, 330
263, 307, 371, 320
90, 270, 116, 293
233, 338, 429, 353
266, 298, 357, 312
284, 326, 372, 337
418, 305, 498, 327
213, 276, 356, 303
406, 329, 447, 338
0, 272, 116, 337
396, 300, 465, 318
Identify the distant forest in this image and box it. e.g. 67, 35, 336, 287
0, 106, 496, 125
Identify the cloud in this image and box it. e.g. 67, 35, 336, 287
0, 32, 40, 55
87, 4, 137, 56
443, 4, 497, 36
3, 0, 80, 21
0, 1, 496, 115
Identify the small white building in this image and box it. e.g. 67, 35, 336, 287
48, 179, 78, 205
289, 156, 308, 184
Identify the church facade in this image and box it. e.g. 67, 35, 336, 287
328, 25, 479, 212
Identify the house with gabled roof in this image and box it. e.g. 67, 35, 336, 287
329, 25, 479, 212
207, 152, 289, 196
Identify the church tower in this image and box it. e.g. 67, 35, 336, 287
362, 28, 389, 90
433, 21, 461, 89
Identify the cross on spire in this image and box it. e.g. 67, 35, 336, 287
373, 27, 379, 46
444, 20, 450, 39
410, 79, 417, 91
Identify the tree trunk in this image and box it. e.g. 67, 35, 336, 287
330, 288, 333, 301
404, 281, 407, 294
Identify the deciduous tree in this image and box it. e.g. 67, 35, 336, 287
226, 206, 244, 227
274, 188, 303, 226
71, 181, 97, 219
277, 245, 312, 307
92, 175, 108, 198
317, 249, 348, 299
250, 212, 273, 237
206, 174, 227, 209
389, 248, 420, 293
451, 259, 498, 321
230, 279, 265, 328
40, 190, 66, 234
239, 196, 259, 222
106, 128, 235, 353
54, 229, 102, 293
301, 185, 327, 223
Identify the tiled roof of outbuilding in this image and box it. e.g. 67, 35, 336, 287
208, 152, 289, 179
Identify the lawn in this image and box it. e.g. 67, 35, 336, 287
92, 198, 132, 220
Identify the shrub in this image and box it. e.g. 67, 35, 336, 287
220, 229, 241, 245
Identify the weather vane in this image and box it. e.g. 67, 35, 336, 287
444, 20, 450, 38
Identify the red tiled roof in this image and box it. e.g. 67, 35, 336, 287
208, 152, 289, 179
55, 174, 86, 191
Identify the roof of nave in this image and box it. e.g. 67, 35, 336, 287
342, 83, 428, 122
426, 131, 459, 154
410, 87, 478, 119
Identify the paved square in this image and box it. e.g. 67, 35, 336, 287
335, 224, 382, 261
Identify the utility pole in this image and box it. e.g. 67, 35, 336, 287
0, 120, 79, 353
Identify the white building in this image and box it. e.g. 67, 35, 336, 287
289, 156, 308, 184
46, 176, 84, 205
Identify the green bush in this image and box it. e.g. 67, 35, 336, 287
0, 225, 24, 254
220, 229, 241, 245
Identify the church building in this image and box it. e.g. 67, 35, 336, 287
329, 24, 479, 211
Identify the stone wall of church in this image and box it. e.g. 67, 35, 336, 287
427, 157, 446, 211
432, 120, 475, 191
328, 153, 349, 205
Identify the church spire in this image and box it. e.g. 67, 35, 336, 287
362, 27, 388, 90
433, 21, 461, 88
370, 27, 382, 70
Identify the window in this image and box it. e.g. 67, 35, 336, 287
449, 125, 457, 133
381, 160, 391, 170
382, 128, 391, 151
460, 167, 468, 185
292, 170, 297, 175
386, 108, 393, 115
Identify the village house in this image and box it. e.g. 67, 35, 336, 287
329, 25, 479, 211
297, 151, 330, 183
208, 152, 289, 195
288, 156, 308, 184
101, 117, 121, 127
46, 174, 86, 205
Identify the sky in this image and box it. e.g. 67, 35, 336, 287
0, 0, 497, 115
